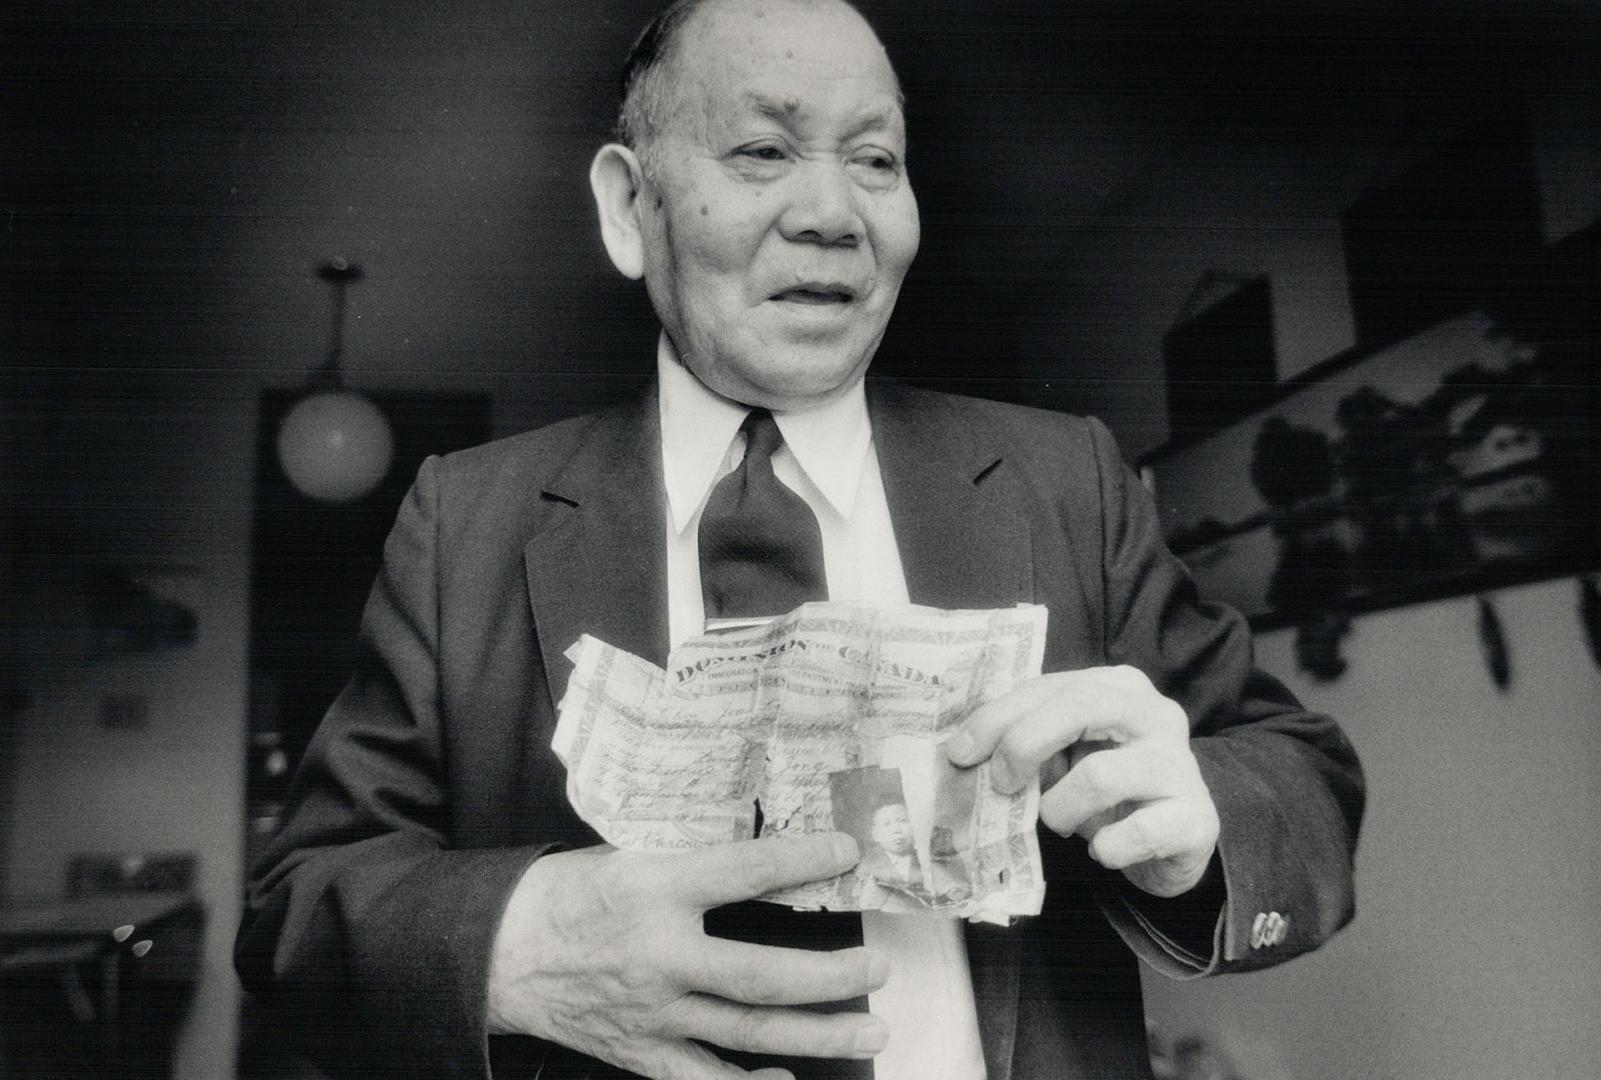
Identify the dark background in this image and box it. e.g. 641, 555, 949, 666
8, 1, 1596, 443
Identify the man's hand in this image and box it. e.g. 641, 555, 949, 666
946, 665, 1219, 898
487, 833, 890, 1080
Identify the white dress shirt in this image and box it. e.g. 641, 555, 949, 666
656, 337, 987, 1080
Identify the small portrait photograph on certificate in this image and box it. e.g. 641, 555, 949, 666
829, 764, 939, 912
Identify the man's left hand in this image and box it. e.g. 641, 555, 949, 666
945, 665, 1219, 898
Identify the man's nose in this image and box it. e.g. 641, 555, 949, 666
778, 160, 863, 247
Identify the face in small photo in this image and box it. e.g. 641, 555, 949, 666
828, 765, 910, 854
858, 798, 926, 898
869, 801, 915, 858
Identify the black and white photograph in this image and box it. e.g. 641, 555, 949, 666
828, 765, 932, 911
2, 2, 1596, 1079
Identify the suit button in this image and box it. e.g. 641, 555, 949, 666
1269, 912, 1289, 946
1250, 912, 1268, 948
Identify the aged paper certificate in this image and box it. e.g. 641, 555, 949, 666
553, 601, 1048, 923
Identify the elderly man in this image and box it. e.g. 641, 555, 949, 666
236, 2, 1365, 1079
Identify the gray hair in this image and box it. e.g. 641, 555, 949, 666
614, 0, 896, 169
614, 0, 713, 157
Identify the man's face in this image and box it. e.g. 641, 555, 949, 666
870, 802, 914, 856
636, 0, 920, 410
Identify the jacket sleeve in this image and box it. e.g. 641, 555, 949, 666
234, 456, 552, 1079
1080, 417, 1366, 978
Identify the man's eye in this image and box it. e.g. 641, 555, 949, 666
852, 151, 899, 174
740, 145, 788, 162
849, 152, 901, 186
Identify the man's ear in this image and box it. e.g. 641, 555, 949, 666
589, 143, 648, 280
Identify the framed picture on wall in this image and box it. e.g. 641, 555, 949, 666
1142, 292, 1598, 629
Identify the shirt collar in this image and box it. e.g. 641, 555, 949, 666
656, 332, 872, 534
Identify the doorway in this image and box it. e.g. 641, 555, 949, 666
239, 390, 489, 1077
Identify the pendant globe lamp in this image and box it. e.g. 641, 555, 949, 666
276, 259, 394, 502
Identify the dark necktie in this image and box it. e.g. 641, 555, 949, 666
697, 409, 870, 1080
699, 409, 828, 621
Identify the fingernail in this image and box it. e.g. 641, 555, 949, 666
830, 833, 860, 864
854, 1018, 890, 1056
866, 949, 891, 986
946, 730, 976, 763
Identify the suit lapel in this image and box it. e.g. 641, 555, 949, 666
524, 387, 670, 707
869, 384, 1033, 611
870, 383, 1029, 1080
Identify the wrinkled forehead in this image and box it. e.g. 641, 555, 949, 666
668, 0, 904, 137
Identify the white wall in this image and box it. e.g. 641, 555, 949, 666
5, 375, 257, 1080
1144, 575, 1601, 1080
1112, 27, 1600, 1071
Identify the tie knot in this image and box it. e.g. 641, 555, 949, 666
741, 409, 784, 462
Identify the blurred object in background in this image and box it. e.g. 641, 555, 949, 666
1, 851, 201, 1078
1148, 1018, 1252, 1080
275, 261, 395, 504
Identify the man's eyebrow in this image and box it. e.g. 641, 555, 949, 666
739, 92, 903, 140
839, 106, 902, 142
744, 92, 800, 122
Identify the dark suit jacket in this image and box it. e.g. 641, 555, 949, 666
236, 383, 1364, 1080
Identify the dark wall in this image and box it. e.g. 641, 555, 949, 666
9, 1, 1595, 432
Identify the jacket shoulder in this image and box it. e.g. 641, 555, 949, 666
403, 406, 636, 550
430, 410, 602, 493
869, 382, 1119, 471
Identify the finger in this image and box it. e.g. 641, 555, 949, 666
685, 940, 888, 1006
1085, 799, 1209, 872
1039, 744, 1180, 837
947, 667, 1178, 775
648, 1036, 795, 1080
675, 995, 890, 1061
671, 834, 860, 909
985, 707, 1097, 796
985, 677, 1164, 795
944, 676, 1071, 767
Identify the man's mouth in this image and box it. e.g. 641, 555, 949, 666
770, 283, 857, 305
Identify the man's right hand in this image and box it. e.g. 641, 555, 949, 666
487, 833, 890, 1080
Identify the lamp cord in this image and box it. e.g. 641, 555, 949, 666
314, 259, 364, 388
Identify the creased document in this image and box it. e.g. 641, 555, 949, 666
552, 601, 1048, 923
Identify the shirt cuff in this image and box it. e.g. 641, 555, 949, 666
1109, 853, 1227, 978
